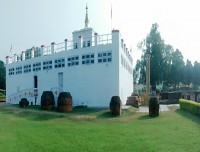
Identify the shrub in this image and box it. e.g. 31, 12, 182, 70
0, 92, 6, 97
149, 96, 159, 117
110, 96, 122, 116
179, 99, 200, 116
19, 98, 29, 107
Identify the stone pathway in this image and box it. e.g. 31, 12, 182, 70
139, 104, 179, 113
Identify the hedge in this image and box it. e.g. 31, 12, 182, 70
0, 92, 6, 98
179, 99, 200, 116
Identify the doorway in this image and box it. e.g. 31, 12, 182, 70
34, 76, 38, 88
58, 72, 63, 88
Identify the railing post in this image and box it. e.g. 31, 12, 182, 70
14, 54, 17, 62
124, 44, 126, 52
6, 56, 12, 64
65, 39, 68, 51
41, 45, 45, 56
121, 39, 124, 48
31, 47, 34, 58
79, 35, 82, 49
22, 51, 25, 60
51, 42, 55, 54
94, 33, 98, 46
112, 29, 120, 47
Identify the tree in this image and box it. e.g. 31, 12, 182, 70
161, 44, 174, 86
135, 23, 193, 91
183, 60, 193, 86
0, 60, 6, 89
170, 49, 185, 89
133, 60, 140, 84
193, 61, 200, 90
137, 23, 170, 90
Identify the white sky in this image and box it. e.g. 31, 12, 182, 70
0, 0, 200, 65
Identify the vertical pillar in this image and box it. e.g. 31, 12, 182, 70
126, 48, 128, 55
124, 44, 126, 52
121, 39, 124, 48
79, 35, 82, 49
94, 33, 98, 46
14, 54, 17, 62
112, 30, 120, 49
22, 51, 25, 61
6, 56, 12, 64
31, 47, 34, 58
51, 42, 55, 54
41, 45, 45, 56
146, 55, 151, 101
65, 39, 68, 51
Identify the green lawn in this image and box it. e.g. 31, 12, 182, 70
0, 104, 200, 152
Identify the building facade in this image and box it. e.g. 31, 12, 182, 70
6, 6, 133, 107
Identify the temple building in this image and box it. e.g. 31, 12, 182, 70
6, 6, 133, 107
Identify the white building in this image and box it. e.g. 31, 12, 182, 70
6, 6, 133, 107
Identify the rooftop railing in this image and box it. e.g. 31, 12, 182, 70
6, 33, 112, 64
8, 88, 38, 104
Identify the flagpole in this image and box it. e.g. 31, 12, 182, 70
10, 44, 12, 52
111, 3, 112, 31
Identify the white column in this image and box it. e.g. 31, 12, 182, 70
41, 45, 45, 56
94, 33, 98, 46
112, 29, 120, 44
146, 55, 151, 99
51, 42, 55, 54
22, 51, 25, 60
121, 39, 124, 48
6, 56, 12, 64
65, 39, 68, 51
14, 54, 17, 62
31, 48, 34, 58
79, 35, 82, 49
124, 44, 126, 52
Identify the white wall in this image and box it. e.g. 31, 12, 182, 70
6, 29, 133, 107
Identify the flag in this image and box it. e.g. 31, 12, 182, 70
10, 44, 12, 52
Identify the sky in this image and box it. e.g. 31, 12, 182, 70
0, 0, 200, 66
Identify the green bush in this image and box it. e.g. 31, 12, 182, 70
179, 99, 200, 116
0, 92, 6, 98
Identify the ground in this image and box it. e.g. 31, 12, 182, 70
0, 103, 200, 152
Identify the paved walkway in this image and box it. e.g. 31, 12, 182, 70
139, 104, 179, 112
1, 102, 179, 113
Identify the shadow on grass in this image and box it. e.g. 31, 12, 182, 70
138, 114, 159, 120
97, 111, 118, 119
1, 104, 138, 121
1, 105, 113, 121
1, 105, 66, 121
175, 109, 200, 125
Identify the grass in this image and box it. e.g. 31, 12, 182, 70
0, 104, 200, 152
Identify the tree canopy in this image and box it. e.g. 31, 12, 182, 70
0, 60, 6, 89
134, 23, 200, 91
